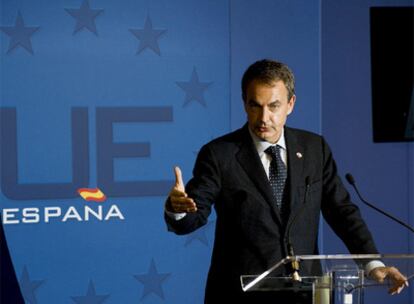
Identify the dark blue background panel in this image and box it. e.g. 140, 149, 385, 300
1, 0, 228, 303
321, 1, 414, 303
230, 0, 321, 134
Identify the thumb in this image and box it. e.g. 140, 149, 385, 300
372, 268, 386, 283
174, 166, 185, 190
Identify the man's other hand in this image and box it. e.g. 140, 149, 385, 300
370, 266, 409, 295
167, 166, 197, 213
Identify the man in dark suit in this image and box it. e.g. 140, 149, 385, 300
165, 59, 407, 303
1, 219, 24, 303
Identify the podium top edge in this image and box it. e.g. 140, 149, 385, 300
286, 254, 414, 261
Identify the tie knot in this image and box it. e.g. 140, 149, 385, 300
265, 145, 281, 158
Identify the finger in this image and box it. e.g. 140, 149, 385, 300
170, 188, 188, 198
184, 207, 198, 213
172, 202, 197, 213
388, 277, 407, 295
170, 196, 195, 206
388, 268, 408, 284
170, 197, 197, 212
390, 285, 404, 295
389, 285, 398, 295
174, 166, 185, 190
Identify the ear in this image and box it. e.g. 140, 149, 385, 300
242, 93, 248, 111
287, 95, 296, 115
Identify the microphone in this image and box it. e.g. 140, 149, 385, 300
286, 176, 311, 282
345, 173, 414, 233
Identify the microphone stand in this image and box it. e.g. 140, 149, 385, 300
345, 173, 414, 233
286, 176, 311, 282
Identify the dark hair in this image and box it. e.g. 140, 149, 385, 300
241, 59, 295, 101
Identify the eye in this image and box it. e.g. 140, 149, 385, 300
248, 101, 260, 108
268, 102, 280, 111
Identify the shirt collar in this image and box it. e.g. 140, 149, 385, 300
248, 127, 286, 155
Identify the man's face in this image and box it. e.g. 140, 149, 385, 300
244, 79, 296, 143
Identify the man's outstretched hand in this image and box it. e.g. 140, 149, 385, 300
370, 266, 409, 295
167, 166, 197, 213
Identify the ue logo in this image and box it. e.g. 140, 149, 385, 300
0, 107, 174, 200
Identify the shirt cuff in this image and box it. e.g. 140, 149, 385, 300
165, 208, 187, 221
365, 260, 386, 277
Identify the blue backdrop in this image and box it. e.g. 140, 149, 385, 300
1, 0, 412, 303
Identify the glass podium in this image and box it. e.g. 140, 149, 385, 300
240, 254, 414, 304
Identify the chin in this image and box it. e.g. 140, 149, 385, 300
256, 133, 271, 142
262, 134, 279, 143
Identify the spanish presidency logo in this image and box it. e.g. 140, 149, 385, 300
1, 188, 125, 225
78, 188, 107, 202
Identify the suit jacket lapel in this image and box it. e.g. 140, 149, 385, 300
236, 125, 282, 224
285, 127, 306, 227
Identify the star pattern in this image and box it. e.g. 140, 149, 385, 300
71, 280, 110, 304
20, 265, 45, 304
65, 0, 104, 35
129, 15, 167, 56
176, 67, 212, 107
185, 221, 213, 246
0, 2, 223, 302
0, 11, 39, 54
133, 259, 171, 300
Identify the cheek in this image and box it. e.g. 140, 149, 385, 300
269, 113, 282, 124
270, 111, 288, 125
247, 111, 258, 121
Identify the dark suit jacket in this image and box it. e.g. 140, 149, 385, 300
165, 125, 378, 303
1, 219, 24, 303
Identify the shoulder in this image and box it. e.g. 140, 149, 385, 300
205, 125, 248, 149
196, 126, 249, 161
285, 126, 324, 144
285, 126, 334, 160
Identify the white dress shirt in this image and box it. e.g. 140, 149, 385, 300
248, 127, 287, 178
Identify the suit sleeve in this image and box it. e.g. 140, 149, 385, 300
1, 220, 24, 303
320, 138, 379, 254
165, 144, 221, 235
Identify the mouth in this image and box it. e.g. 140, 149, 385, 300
257, 126, 269, 133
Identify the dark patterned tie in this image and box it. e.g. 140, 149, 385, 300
265, 145, 287, 208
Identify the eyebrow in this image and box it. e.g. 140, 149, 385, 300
268, 101, 281, 106
247, 100, 281, 106
247, 99, 260, 106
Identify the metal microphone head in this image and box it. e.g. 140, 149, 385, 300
291, 270, 302, 282
345, 173, 355, 185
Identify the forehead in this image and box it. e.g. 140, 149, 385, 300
246, 79, 289, 100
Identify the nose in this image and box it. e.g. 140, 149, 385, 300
260, 107, 270, 123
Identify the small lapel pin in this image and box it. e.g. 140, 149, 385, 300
296, 152, 303, 159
